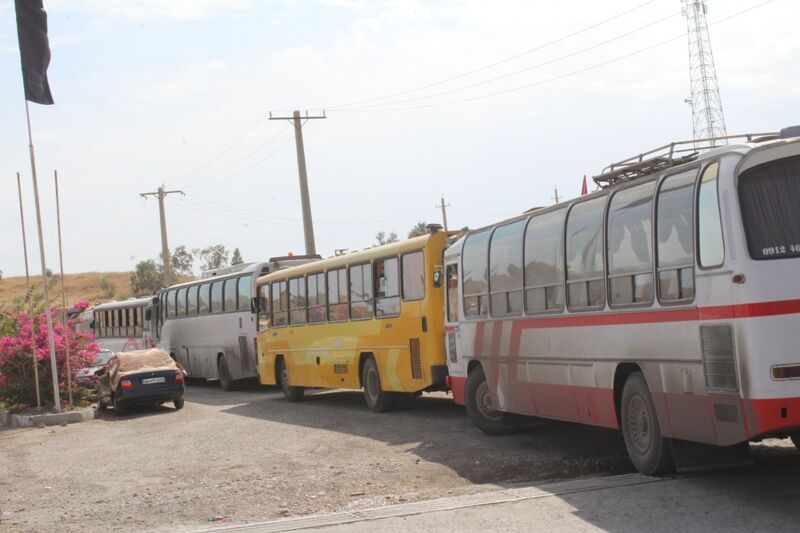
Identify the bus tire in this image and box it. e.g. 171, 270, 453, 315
277, 358, 304, 402
464, 365, 506, 435
361, 357, 396, 413
790, 432, 800, 450
218, 356, 235, 391
620, 372, 674, 476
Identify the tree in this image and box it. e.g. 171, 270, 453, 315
99, 277, 116, 299
171, 245, 194, 276
231, 247, 244, 266
197, 245, 229, 272
408, 221, 429, 238
130, 259, 164, 296
375, 231, 398, 246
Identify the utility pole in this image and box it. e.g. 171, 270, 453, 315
682, 0, 727, 147
140, 185, 184, 285
16, 172, 41, 408
269, 110, 326, 256
54, 170, 72, 408
436, 195, 450, 231
552, 187, 560, 204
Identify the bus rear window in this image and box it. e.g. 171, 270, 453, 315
739, 156, 800, 259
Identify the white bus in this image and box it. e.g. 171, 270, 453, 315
89, 297, 157, 352
156, 257, 319, 390
444, 127, 800, 474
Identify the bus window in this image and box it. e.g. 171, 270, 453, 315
327, 268, 349, 322
187, 285, 199, 315
166, 290, 177, 318
462, 231, 490, 317
739, 156, 800, 260
210, 281, 223, 313
566, 196, 606, 309
307, 272, 326, 323
272, 281, 288, 327
402, 251, 425, 301
607, 182, 655, 306
349, 264, 373, 320
657, 169, 696, 302
289, 277, 307, 325
176, 288, 188, 317
223, 278, 237, 312
489, 220, 525, 316
698, 162, 724, 267
446, 263, 459, 322
524, 208, 565, 313
237, 276, 251, 312
257, 284, 270, 331
375, 257, 400, 317
198, 283, 211, 314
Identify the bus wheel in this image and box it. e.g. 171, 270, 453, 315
464, 366, 506, 435
218, 357, 235, 391
620, 372, 674, 475
790, 433, 800, 450
362, 357, 396, 413
277, 358, 304, 402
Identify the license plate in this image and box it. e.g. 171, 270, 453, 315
141, 377, 166, 385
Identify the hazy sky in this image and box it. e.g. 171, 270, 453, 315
1, 0, 797, 277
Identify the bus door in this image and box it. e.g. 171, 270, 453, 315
444, 259, 469, 402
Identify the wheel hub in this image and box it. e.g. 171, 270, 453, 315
627, 394, 652, 454
476, 381, 501, 422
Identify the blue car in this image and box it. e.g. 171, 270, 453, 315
96, 349, 185, 416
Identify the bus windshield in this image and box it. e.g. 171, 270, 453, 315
739, 156, 800, 259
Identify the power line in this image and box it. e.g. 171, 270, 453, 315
325, 0, 659, 111
168, 114, 269, 187
335, 9, 680, 111
335, 0, 776, 113
185, 132, 296, 192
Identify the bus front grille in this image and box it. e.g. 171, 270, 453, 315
410, 338, 423, 379
700, 325, 739, 392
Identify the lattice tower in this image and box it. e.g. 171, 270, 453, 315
683, 0, 727, 147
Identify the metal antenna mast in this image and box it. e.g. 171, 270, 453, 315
683, 0, 727, 147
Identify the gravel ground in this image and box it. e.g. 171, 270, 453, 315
0, 382, 794, 532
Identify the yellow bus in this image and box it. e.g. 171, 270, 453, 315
255, 227, 454, 412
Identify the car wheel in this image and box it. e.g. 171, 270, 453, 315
174, 397, 185, 410
620, 372, 675, 476
361, 356, 396, 413
218, 356, 235, 391
113, 394, 127, 417
464, 365, 507, 435
277, 358, 304, 402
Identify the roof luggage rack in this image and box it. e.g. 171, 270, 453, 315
592, 132, 778, 187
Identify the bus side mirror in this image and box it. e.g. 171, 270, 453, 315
251, 296, 261, 314
432, 266, 443, 288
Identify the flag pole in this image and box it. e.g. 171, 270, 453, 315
54, 170, 73, 408
25, 99, 62, 412
16, 171, 42, 409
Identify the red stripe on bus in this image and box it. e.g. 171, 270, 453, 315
502, 298, 800, 331
747, 396, 800, 437
449, 375, 467, 405
474, 322, 485, 356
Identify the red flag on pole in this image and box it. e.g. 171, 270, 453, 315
580, 175, 588, 196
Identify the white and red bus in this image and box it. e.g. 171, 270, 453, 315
443, 127, 800, 474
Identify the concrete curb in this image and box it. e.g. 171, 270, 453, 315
8, 407, 95, 428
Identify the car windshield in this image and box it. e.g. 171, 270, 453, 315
95, 350, 114, 366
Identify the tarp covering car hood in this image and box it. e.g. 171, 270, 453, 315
109, 348, 181, 389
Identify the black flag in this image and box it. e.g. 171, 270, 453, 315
15, 0, 54, 105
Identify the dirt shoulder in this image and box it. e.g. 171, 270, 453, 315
5, 382, 781, 532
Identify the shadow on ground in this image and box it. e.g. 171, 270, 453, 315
218, 387, 634, 485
